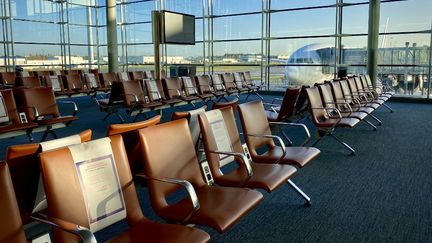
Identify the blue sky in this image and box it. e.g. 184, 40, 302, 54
6, 0, 432, 57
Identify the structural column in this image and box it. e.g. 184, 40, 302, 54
367, 0, 380, 87
106, 0, 118, 72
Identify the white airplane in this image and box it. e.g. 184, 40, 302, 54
284, 43, 334, 86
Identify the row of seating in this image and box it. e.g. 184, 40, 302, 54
305, 74, 394, 154
1, 99, 320, 242
0, 88, 78, 141
96, 72, 264, 122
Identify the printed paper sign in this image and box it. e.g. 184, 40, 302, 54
204, 110, 233, 167
183, 77, 196, 94
148, 80, 161, 100
50, 76, 61, 91
88, 74, 98, 88
0, 94, 9, 123
69, 138, 126, 232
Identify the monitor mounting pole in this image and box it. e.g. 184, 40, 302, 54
152, 10, 161, 81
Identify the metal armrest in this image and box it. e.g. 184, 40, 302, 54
324, 102, 353, 115
309, 107, 342, 124
243, 133, 286, 164
125, 93, 139, 103
262, 103, 279, 113
269, 122, 311, 146
271, 98, 283, 104
136, 173, 199, 223
204, 150, 253, 177
31, 213, 97, 243
58, 101, 78, 116
21, 106, 40, 121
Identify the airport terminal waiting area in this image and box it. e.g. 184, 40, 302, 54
1, 70, 431, 242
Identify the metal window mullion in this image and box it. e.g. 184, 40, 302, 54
260, 0, 264, 87
7, 0, 14, 69
266, 0, 271, 90
202, 0, 206, 74
66, 1, 72, 69
427, 22, 432, 98
95, 0, 100, 70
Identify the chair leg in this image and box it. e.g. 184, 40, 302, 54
245, 93, 251, 101
103, 113, 112, 121
383, 103, 394, 113
329, 133, 355, 155
26, 130, 33, 142
254, 91, 264, 101
40, 126, 57, 142
362, 119, 377, 131
369, 113, 382, 126
281, 130, 294, 146
287, 179, 311, 207
116, 113, 125, 123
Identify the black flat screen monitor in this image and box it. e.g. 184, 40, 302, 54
161, 10, 195, 45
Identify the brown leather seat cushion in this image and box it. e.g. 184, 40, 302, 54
216, 163, 297, 192
199, 93, 214, 99
107, 219, 210, 243
318, 117, 360, 128
156, 186, 263, 233
265, 110, 279, 122
0, 122, 38, 133
259, 146, 321, 167
37, 116, 78, 125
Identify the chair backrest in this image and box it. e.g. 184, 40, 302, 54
63, 70, 81, 75
0, 161, 27, 243
195, 75, 212, 94
99, 72, 118, 87
294, 85, 309, 115
339, 79, 353, 101
15, 76, 41, 88
0, 72, 17, 86
63, 74, 84, 91
354, 76, 365, 91
144, 70, 155, 79
199, 107, 244, 179
84, 73, 100, 89
317, 83, 335, 109
34, 70, 51, 77
107, 115, 161, 176
43, 75, 63, 92
211, 74, 225, 91
243, 71, 254, 85
233, 72, 244, 86
305, 86, 327, 125
117, 71, 130, 82
121, 80, 146, 106
144, 79, 164, 102
360, 75, 370, 90
181, 76, 197, 96
139, 119, 206, 212
13, 87, 60, 120
6, 130, 92, 224
129, 71, 145, 81
347, 77, 359, 95
171, 106, 207, 146
238, 100, 275, 158
162, 77, 182, 99
0, 89, 20, 124
277, 88, 301, 121
39, 135, 147, 242
222, 73, 236, 89
329, 80, 347, 103
212, 98, 239, 110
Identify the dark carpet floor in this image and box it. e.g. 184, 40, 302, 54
2, 94, 432, 242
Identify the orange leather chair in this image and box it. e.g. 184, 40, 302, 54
39, 135, 210, 243
129, 71, 145, 81
263, 87, 300, 123
139, 119, 263, 232
121, 80, 164, 121
0, 161, 27, 243
6, 130, 92, 224
143, 78, 179, 106
106, 115, 161, 177
210, 74, 228, 101
98, 72, 118, 89
180, 76, 202, 103
162, 77, 192, 105
199, 107, 312, 205
306, 86, 359, 155
13, 87, 78, 141
0, 89, 38, 141
212, 98, 238, 111
117, 71, 131, 82
360, 74, 394, 99
83, 73, 110, 94
238, 100, 320, 167
190, 75, 215, 104
15, 76, 42, 88
221, 73, 240, 97
0, 71, 17, 87
241, 71, 264, 100
94, 81, 125, 123
62, 74, 92, 96
233, 72, 249, 95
